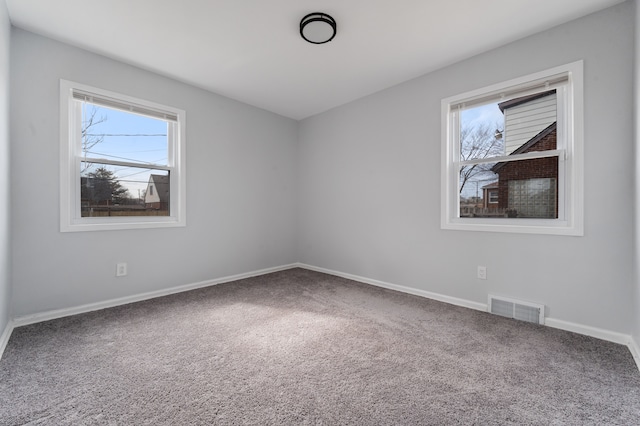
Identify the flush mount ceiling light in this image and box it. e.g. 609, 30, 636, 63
300, 12, 337, 44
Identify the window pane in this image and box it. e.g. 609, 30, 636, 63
442, 62, 583, 235
459, 156, 558, 219
459, 163, 500, 218
81, 103, 168, 166
80, 162, 169, 217
500, 90, 557, 155
460, 89, 557, 161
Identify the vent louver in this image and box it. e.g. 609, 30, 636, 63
488, 295, 545, 325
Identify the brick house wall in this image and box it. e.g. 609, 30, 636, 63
493, 125, 558, 216
482, 182, 499, 209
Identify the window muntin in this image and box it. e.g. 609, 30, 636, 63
441, 62, 583, 235
61, 80, 186, 232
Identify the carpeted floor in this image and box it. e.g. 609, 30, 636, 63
1, 268, 639, 425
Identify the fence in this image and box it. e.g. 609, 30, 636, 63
460, 207, 510, 218
81, 207, 169, 217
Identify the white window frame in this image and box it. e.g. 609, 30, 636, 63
440, 61, 584, 236
60, 80, 186, 232
488, 191, 498, 204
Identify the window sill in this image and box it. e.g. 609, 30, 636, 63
441, 218, 583, 236
61, 217, 186, 233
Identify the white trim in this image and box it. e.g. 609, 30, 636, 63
59, 79, 187, 233
440, 60, 584, 236
295, 263, 488, 312
5, 262, 638, 373
545, 318, 631, 346
296, 263, 638, 372
629, 336, 640, 372
13, 264, 298, 327
0, 320, 14, 360
460, 149, 562, 166
449, 73, 569, 111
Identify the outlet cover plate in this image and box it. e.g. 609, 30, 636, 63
477, 266, 487, 280
116, 263, 127, 277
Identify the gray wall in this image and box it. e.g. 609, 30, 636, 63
298, 3, 635, 334
0, 0, 11, 332
634, 0, 640, 348
10, 29, 298, 317
7, 3, 639, 340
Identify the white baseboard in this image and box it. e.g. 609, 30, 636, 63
544, 318, 632, 346
296, 263, 639, 372
13, 263, 298, 327
295, 263, 488, 312
5, 262, 639, 374
0, 319, 14, 361
629, 335, 640, 372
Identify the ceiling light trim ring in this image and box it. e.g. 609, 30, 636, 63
300, 12, 337, 44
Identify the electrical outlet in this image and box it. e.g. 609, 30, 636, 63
116, 263, 127, 277
477, 266, 487, 280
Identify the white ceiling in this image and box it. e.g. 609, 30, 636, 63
6, 0, 625, 120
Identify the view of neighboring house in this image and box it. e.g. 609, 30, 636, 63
492, 122, 558, 218
500, 90, 557, 155
481, 181, 499, 209
144, 174, 170, 210
482, 90, 558, 218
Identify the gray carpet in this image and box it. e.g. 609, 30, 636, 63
1, 268, 639, 425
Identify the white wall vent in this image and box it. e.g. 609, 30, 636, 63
488, 295, 545, 325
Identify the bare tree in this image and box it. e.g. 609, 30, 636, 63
81, 105, 107, 173
459, 123, 503, 194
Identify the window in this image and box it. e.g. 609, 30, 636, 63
60, 80, 186, 232
441, 61, 583, 235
